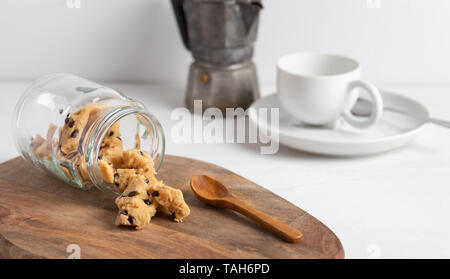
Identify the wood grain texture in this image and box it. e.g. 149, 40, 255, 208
0, 155, 344, 259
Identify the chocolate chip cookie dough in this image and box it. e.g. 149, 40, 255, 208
107, 149, 190, 229
32, 104, 190, 230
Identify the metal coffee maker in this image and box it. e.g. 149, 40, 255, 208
171, 0, 263, 111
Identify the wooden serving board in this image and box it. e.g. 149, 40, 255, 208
0, 155, 344, 259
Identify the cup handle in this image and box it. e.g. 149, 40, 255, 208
343, 80, 383, 128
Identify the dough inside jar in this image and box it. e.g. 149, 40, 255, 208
31, 104, 190, 230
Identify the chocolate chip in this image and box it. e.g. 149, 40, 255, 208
152, 191, 159, 197
143, 199, 152, 205
68, 120, 75, 128
97, 156, 103, 160
114, 173, 119, 179
140, 151, 144, 156
70, 130, 78, 138
109, 131, 114, 137
120, 210, 128, 215
115, 182, 120, 187
128, 215, 135, 224
145, 178, 149, 184
128, 191, 137, 197
65, 117, 69, 124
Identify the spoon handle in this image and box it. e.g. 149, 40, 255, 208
227, 196, 303, 243
429, 118, 450, 128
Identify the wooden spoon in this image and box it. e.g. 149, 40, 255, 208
190, 175, 303, 243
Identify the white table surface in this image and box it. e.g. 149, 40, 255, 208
1, 80, 450, 259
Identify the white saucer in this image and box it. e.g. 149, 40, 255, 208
248, 91, 429, 156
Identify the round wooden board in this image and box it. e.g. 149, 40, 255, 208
0, 155, 344, 259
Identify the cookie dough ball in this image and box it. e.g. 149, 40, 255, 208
115, 176, 158, 229
150, 183, 190, 223
98, 159, 116, 184
32, 123, 57, 159
95, 121, 124, 184
114, 169, 140, 193
59, 104, 102, 156
121, 149, 156, 179
115, 204, 157, 230
99, 121, 123, 166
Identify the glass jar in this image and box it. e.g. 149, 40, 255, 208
12, 73, 165, 194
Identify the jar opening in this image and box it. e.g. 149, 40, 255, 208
85, 107, 165, 194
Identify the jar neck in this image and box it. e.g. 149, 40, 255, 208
83, 105, 165, 194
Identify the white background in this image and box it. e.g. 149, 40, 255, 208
1, 0, 450, 259
1, 0, 450, 85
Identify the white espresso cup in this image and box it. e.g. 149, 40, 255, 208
277, 52, 383, 128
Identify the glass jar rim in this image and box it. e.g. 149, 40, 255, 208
84, 106, 165, 194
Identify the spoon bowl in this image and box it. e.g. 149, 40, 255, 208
191, 175, 235, 208
191, 175, 232, 200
